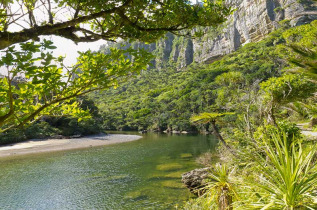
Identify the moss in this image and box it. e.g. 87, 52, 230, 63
274, 7, 284, 13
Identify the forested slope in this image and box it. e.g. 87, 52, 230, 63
90, 21, 317, 132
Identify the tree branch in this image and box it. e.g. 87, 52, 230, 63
0, 0, 134, 49
0, 76, 15, 126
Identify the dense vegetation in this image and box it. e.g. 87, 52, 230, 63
88, 21, 317, 208
0, 96, 103, 145
90, 21, 317, 133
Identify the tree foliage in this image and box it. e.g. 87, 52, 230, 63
0, 40, 152, 131
0, 0, 231, 49
190, 112, 234, 124
260, 74, 316, 107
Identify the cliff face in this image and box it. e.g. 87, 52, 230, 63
100, 0, 317, 69
194, 0, 317, 64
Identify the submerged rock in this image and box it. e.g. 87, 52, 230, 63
161, 180, 184, 189
164, 171, 183, 179
156, 163, 184, 171
180, 153, 193, 158
181, 167, 211, 196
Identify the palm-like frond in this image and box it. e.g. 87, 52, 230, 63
190, 112, 235, 124
253, 132, 317, 209
288, 44, 317, 75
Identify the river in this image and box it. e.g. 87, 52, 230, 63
0, 132, 218, 209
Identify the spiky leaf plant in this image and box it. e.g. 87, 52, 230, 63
250, 132, 317, 209
184, 163, 237, 210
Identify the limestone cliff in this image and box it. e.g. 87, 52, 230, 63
194, 0, 317, 64
100, 0, 317, 69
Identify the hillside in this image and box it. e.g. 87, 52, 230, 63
90, 20, 317, 132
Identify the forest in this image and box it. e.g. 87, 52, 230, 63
92, 21, 317, 133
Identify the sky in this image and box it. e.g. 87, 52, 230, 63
47, 36, 107, 66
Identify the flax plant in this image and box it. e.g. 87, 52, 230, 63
184, 163, 238, 210
250, 132, 317, 209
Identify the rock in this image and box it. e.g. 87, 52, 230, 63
193, 0, 317, 64
172, 130, 181, 134
139, 130, 147, 134
50, 135, 64, 139
163, 128, 172, 133
181, 131, 189, 134
70, 134, 82, 138
182, 167, 211, 196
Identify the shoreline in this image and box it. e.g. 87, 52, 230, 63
0, 134, 142, 158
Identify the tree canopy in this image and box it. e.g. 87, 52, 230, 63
0, 40, 152, 132
0, 0, 231, 49
0, 0, 231, 132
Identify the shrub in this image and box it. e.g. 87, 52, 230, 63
24, 121, 60, 139
0, 129, 27, 145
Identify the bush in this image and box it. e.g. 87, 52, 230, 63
24, 121, 60, 139
0, 129, 27, 145
254, 121, 302, 149
53, 117, 103, 136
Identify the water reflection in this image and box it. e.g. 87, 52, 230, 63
0, 133, 217, 209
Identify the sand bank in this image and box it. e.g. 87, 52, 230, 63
0, 134, 142, 158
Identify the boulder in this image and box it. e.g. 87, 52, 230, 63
182, 167, 211, 196
50, 135, 64, 139
139, 130, 147, 134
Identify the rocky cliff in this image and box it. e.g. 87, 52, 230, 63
194, 0, 317, 64
100, 0, 317, 69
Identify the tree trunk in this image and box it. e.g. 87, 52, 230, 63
218, 186, 233, 210
210, 120, 236, 156
268, 106, 278, 128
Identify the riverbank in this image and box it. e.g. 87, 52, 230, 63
0, 134, 142, 158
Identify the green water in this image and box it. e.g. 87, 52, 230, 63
0, 133, 217, 209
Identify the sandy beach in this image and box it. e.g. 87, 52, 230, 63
0, 134, 142, 158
